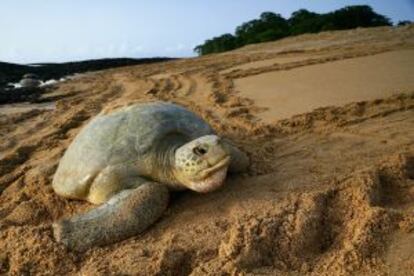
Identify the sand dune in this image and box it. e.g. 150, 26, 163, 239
235, 49, 414, 121
0, 25, 413, 275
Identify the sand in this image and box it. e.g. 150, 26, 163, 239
0, 25, 413, 275
0, 102, 55, 115
235, 50, 414, 121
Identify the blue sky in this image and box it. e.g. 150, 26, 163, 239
1, 0, 413, 63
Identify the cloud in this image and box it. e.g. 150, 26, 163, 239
92, 42, 148, 58
133, 45, 145, 53
1, 40, 192, 63
165, 43, 187, 52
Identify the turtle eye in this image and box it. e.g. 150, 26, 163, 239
193, 146, 207, 156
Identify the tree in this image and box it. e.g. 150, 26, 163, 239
194, 5, 393, 56
397, 20, 412, 26
323, 5, 392, 30
193, 34, 238, 56
235, 12, 289, 44
289, 9, 323, 35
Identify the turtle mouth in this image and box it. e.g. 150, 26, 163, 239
188, 156, 231, 193
199, 156, 231, 179
190, 166, 229, 193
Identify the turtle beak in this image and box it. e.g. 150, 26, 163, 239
188, 166, 229, 193
199, 156, 231, 179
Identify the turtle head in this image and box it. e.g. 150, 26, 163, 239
174, 135, 231, 193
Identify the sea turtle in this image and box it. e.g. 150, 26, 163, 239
52, 101, 249, 251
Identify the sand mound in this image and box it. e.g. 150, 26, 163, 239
0, 25, 413, 275
235, 50, 414, 121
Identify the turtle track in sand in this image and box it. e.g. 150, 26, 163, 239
0, 25, 413, 275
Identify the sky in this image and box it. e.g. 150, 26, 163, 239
1, 0, 413, 64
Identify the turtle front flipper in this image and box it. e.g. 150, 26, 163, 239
53, 182, 169, 251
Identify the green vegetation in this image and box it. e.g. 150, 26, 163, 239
397, 20, 412, 26
0, 57, 174, 89
194, 5, 393, 55
0, 57, 175, 103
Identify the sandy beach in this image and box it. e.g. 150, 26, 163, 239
0, 25, 413, 275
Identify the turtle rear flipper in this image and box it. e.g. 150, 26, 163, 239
53, 182, 169, 251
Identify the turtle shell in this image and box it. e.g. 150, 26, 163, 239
53, 102, 214, 194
